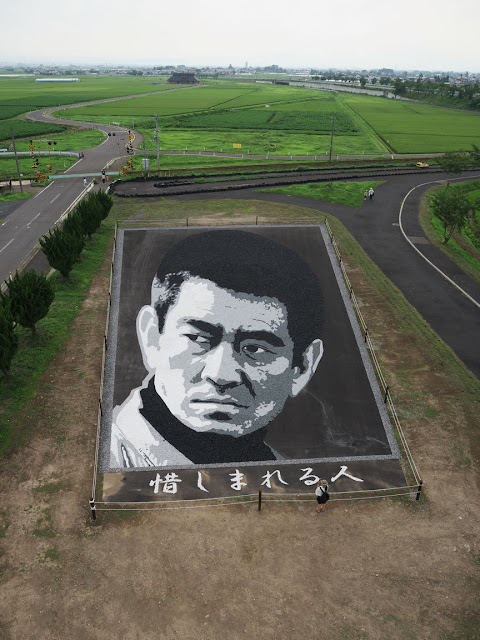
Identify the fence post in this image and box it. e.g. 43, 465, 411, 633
256, 216, 258, 225
383, 385, 389, 403
89, 498, 97, 521
364, 328, 368, 343
186, 217, 189, 227
415, 480, 423, 501
258, 490, 262, 511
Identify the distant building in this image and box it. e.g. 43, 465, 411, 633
35, 78, 80, 82
167, 72, 198, 84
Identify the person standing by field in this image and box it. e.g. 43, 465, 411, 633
315, 479, 329, 513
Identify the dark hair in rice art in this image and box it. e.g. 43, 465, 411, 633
152, 230, 324, 369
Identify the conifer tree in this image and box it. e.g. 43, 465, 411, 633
76, 194, 102, 239
4, 270, 55, 335
40, 227, 85, 278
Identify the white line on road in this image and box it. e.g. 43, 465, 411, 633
398, 173, 480, 310
34, 181, 54, 198
27, 212, 42, 226
50, 194, 60, 203
0, 239, 14, 254
65, 157, 82, 173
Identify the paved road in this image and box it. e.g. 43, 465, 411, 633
0, 128, 131, 283
170, 173, 480, 379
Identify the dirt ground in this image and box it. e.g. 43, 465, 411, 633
0, 207, 479, 640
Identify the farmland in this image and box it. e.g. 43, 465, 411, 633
2, 77, 480, 159
54, 81, 480, 156
340, 94, 480, 152
0, 75, 169, 143
58, 84, 384, 155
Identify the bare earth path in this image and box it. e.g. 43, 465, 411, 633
0, 202, 478, 640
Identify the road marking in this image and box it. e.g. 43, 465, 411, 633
34, 181, 54, 198
0, 239, 14, 254
27, 212, 42, 226
50, 194, 60, 203
398, 174, 480, 310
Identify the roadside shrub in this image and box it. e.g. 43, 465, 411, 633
40, 227, 85, 278
3, 270, 55, 335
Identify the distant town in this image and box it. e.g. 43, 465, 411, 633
0, 62, 478, 85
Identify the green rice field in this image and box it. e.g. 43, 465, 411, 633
2, 77, 480, 157
340, 94, 480, 153
58, 81, 480, 155
0, 75, 169, 117
0, 75, 170, 143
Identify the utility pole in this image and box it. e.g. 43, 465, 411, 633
328, 115, 335, 163
154, 113, 160, 171
10, 127, 23, 193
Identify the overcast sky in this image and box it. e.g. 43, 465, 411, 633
1, 0, 478, 73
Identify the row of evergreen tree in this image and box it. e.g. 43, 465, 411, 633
0, 190, 113, 377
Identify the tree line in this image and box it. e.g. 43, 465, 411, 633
0, 190, 113, 377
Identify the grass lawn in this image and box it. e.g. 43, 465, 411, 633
0, 191, 32, 203
12, 128, 106, 152
0, 155, 78, 180
260, 180, 385, 207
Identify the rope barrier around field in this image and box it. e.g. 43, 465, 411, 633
90, 488, 420, 517
88, 220, 423, 520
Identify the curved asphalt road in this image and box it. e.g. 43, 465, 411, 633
171, 173, 480, 379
